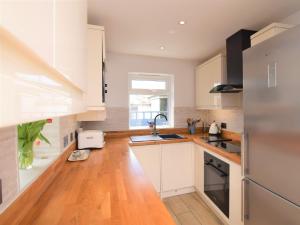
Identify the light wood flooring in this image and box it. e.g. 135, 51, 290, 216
163, 192, 224, 225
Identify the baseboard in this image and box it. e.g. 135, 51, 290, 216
160, 186, 195, 198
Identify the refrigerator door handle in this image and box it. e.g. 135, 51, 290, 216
241, 178, 244, 222
243, 178, 250, 221
242, 132, 249, 175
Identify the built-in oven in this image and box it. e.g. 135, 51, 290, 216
204, 152, 229, 217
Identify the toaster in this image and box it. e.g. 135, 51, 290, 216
78, 130, 104, 149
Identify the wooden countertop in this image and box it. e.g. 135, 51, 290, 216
129, 134, 241, 165
0, 129, 240, 225
8, 138, 176, 225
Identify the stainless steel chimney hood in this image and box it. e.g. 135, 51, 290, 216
209, 29, 256, 93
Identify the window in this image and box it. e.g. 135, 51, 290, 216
128, 73, 174, 129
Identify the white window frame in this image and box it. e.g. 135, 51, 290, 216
128, 73, 174, 129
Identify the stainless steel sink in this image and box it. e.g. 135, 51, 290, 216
158, 134, 184, 140
130, 134, 183, 142
130, 135, 162, 142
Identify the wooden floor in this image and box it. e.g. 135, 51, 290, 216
163, 192, 224, 225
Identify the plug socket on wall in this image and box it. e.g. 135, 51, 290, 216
63, 135, 69, 148
221, 122, 227, 129
70, 132, 74, 142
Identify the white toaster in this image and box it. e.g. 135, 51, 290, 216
78, 130, 104, 149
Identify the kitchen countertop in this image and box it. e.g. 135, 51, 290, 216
16, 137, 176, 225
129, 134, 241, 165
3, 131, 240, 225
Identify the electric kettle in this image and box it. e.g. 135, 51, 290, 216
208, 121, 220, 135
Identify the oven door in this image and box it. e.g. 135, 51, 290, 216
204, 152, 230, 217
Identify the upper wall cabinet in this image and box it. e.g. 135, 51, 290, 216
0, 0, 87, 127
195, 54, 241, 109
54, 0, 87, 91
77, 25, 106, 121
0, 0, 88, 91
0, 0, 54, 66
0, 28, 85, 128
251, 23, 294, 47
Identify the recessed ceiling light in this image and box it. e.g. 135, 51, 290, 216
179, 20, 185, 25
160, 46, 165, 50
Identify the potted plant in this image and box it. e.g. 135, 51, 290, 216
17, 119, 51, 169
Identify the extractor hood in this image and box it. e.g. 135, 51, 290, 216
210, 29, 256, 93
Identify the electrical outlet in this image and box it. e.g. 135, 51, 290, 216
221, 122, 227, 129
70, 132, 74, 142
63, 135, 69, 148
0, 179, 2, 205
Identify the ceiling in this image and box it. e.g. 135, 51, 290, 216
88, 0, 300, 61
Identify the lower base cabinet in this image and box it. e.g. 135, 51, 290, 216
194, 145, 204, 193
194, 145, 243, 225
161, 142, 194, 192
132, 142, 243, 225
131, 142, 194, 196
131, 145, 161, 193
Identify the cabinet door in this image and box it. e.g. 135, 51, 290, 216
54, 0, 87, 91
131, 145, 161, 193
86, 27, 103, 106
194, 145, 204, 193
229, 162, 243, 225
0, 0, 54, 65
195, 55, 224, 109
162, 142, 194, 192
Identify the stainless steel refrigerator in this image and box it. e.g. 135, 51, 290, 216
243, 25, 300, 225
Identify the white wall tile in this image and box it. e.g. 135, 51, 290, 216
0, 126, 19, 213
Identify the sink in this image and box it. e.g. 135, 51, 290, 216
130, 135, 162, 142
158, 134, 184, 140
130, 134, 184, 142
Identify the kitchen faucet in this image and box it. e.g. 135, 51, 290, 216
151, 113, 168, 136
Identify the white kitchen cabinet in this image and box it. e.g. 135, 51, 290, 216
161, 142, 194, 192
54, 0, 87, 91
131, 145, 161, 193
0, 0, 54, 66
0, 0, 88, 91
195, 54, 241, 109
76, 25, 106, 121
86, 25, 105, 107
196, 147, 243, 225
0, 29, 85, 128
194, 144, 204, 193
251, 23, 294, 47
229, 162, 243, 225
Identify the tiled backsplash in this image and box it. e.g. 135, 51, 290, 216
0, 126, 19, 213
59, 115, 79, 150
0, 115, 79, 213
206, 109, 243, 133
81, 107, 209, 131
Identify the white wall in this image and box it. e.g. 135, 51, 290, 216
281, 9, 300, 24
105, 52, 197, 107
82, 52, 208, 131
